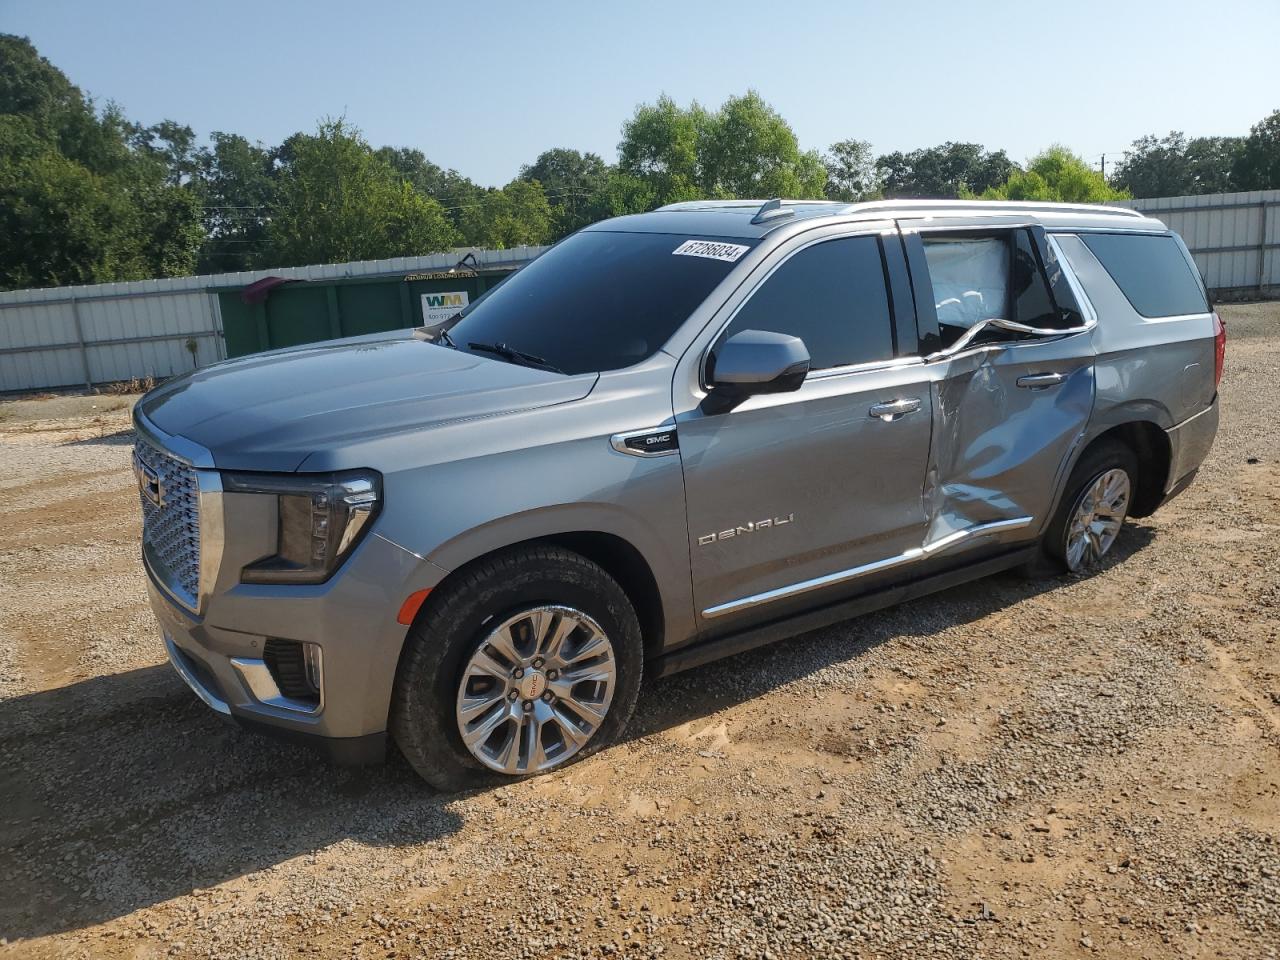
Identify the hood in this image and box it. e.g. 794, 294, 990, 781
138, 332, 598, 472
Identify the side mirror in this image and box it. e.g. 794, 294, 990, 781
703, 329, 810, 414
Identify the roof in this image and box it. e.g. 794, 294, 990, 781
584, 198, 1165, 239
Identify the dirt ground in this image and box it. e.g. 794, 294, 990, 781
1, 304, 1277, 960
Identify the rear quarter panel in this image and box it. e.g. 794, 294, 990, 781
1054, 233, 1215, 435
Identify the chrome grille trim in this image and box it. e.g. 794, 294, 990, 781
135, 434, 202, 610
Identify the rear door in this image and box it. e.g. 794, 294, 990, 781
902, 224, 1096, 544
675, 228, 934, 627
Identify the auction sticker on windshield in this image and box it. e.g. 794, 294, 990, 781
672, 240, 750, 263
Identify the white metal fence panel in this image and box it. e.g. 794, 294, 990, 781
1113, 190, 1280, 298
0, 246, 547, 393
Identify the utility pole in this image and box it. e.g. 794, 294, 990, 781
1100, 154, 1106, 179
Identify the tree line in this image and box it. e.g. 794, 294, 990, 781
2, 33, 1279, 292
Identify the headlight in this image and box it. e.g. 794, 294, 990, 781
223, 470, 381, 584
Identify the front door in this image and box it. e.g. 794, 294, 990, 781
676, 233, 934, 627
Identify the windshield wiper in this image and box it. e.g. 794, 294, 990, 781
467, 341, 564, 375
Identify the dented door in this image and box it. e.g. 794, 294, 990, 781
922, 336, 1094, 545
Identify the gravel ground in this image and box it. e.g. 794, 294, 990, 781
1, 303, 1278, 960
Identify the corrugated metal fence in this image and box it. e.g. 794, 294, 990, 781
1113, 189, 1279, 299
4, 193, 1277, 393
0, 247, 547, 393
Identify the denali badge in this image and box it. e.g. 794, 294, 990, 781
698, 513, 795, 546
133, 452, 165, 508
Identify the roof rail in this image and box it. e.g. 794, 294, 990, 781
840, 199, 1147, 220
750, 198, 795, 225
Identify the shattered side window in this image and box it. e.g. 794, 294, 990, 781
922, 237, 1010, 332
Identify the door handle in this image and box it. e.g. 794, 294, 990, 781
868, 398, 922, 422
1016, 372, 1068, 389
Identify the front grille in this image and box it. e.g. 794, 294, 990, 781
135, 436, 201, 607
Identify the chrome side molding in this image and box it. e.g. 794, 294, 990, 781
924, 316, 1095, 363
701, 516, 1033, 619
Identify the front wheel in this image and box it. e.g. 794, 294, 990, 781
390, 545, 643, 791
1030, 440, 1138, 576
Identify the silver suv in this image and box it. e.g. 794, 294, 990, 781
134, 199, 1223, 788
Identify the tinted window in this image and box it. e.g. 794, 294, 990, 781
718, 237, 894, 370
1081, 233, 1208, 318
447, 231, 753, 375
1040, 234, 1084, 328
1012, 230, 1060, 327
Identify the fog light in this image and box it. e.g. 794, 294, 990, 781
262, 638, 323, 707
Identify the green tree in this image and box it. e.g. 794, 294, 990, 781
519, 147, 609, 237
983, 146, 1128, 203
1112, 132, 1244, 197
460, 179, 553, 248
375, 146, 487, 232
1185, 136, 1246, 194
264, 119, 458, 266
617, 94, 707, 205
876, 142, 1017, 198
196, 132, 278, 273
583, 170, 658, 221
0, 35, 204, 289
0, 33, 127, 173
823, 139, 879, 201
1232, 109, 1280, 190
618, 91, 826, 206
698, 91, 826, 198
131, 119, 203, 186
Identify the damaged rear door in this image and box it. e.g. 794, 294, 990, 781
901, 223, 1096, 545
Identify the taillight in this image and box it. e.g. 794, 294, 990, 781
1212, 312, 1226, 389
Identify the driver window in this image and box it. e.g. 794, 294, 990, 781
717, 236, 895, 371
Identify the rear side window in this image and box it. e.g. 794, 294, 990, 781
1081, 233, 1208, 318
719, 236, 894, 370
923, 237, 1007, 330
921, 229, 1067, 347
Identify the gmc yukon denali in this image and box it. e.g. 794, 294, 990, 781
133, 199, 1223, 789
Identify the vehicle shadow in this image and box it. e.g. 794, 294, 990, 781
0, 527, 1154, 942
627, 526, 1156, 738
0, 666, 463, 943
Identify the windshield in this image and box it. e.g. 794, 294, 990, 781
446, 231, 754, 375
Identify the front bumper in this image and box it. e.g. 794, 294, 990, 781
148, 529, 448, 763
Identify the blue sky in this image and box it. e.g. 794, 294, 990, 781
6, 0, 1279, 186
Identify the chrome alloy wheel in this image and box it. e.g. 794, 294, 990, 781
1064, 468, 1131, 572
455, 605, 617, 775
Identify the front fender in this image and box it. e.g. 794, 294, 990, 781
375, 436, 696, 652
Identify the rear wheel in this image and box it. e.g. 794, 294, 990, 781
1030, 440, 1138, 576
390, 545, 643, 791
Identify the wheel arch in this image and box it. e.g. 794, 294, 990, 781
407, 526, 672, 662
1062, 419, 1172, 520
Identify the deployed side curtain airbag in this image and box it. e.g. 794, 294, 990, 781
923, 238, 1009, 329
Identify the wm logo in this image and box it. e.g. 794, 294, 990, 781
424, 294, 465, 308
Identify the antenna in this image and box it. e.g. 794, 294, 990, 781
750, 198, 794, 225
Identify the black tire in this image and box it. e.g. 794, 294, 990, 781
390, 545, 643, 791
1025, 439, 1139, 578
